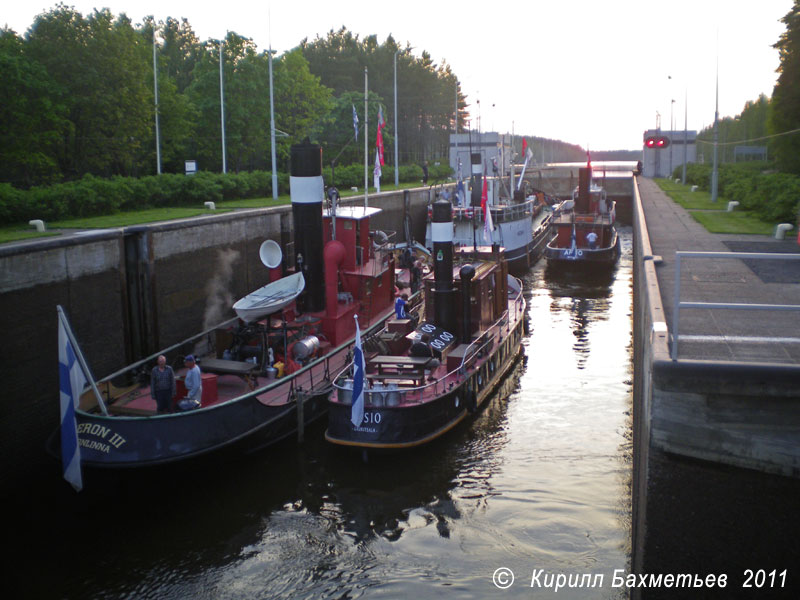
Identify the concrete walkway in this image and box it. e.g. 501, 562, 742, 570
637, 177, 800, 364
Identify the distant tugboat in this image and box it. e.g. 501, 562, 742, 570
325, 199, 525, 450
544, 162, 619, 266
425, 152, 554, 273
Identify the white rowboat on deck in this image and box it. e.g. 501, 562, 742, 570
233, 272, 305, 322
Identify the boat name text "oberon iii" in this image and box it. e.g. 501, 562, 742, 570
77, 423, 127, 453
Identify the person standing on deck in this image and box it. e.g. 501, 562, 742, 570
150, 355, 176, 414
180, 355, 202, 410
395, 293, 409, 319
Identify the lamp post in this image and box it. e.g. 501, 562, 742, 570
670, 98, 675, 177
268, 47, 278, 199
219, 38, 226, 174
393, 49, 399, 187
682, 88, 688, 185
711, 50, 719, 203
152, 29, 161, 175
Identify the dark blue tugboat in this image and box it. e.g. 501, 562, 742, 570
325, 199, 525, 450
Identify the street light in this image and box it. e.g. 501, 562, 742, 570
394, 49, 399, 187
670, 98, 675, 177
682, 89, 688, 185
268, 47, 277, 199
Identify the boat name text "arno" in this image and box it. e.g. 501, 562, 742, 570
77, 423, 127, 453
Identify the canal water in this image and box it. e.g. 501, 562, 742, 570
12, 230, 633, 599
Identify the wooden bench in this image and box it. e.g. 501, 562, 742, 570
366, 355, 433, 387
365, 372, 424, 387
370, 355, 432, 372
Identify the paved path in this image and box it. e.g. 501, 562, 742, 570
637, 177, 800, 364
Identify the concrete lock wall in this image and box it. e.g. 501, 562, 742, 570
0, 186, 434, 489
630, 175, 800, 590
631, 176, 669, 585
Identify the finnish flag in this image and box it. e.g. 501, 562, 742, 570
350, 316, 366, 428
58, 311, 86, 492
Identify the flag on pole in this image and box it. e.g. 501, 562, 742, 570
373, 150, 382, 192
352, 104, 359, 141
481, 177, 493, 244
58, 311, 86, 492
350, 316, 366, 428
456, 158, 466, 208
517, 138, 534, 191
375, 105, 385, 166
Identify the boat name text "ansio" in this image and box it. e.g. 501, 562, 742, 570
77, 423, 127, 453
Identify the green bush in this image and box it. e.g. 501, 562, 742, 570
680, 162, 799, 224
0, 163, 455, 225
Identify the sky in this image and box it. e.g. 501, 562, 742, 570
4, 0, 795, 150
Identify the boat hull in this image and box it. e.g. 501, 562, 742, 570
52, 389, 329, 468
544, 229, 620, 266
48, 312, 390, 469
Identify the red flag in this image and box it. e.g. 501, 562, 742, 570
376, 106, 385, 166
522, 138, 527, 157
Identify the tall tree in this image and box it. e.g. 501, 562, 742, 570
300, 27, 467, 165
26, 6, 152, 177
0, 28, 67, 186
770, 0, 800, 174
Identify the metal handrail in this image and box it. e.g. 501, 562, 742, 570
672, 251, 800, 360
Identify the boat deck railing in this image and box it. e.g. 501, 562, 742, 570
333, 275, 525, 407
452, 199, 535, 224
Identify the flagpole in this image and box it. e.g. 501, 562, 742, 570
364, 67, 369, 209
454, 78, 459, 176
57, 306, 108, 416
268, 10, 278, 200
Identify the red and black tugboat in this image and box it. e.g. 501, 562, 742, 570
544, 162, 620, 267
52, 141, 399, 476
325, 199, 526, 450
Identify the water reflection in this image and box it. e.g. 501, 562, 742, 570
544, 264, 617, 369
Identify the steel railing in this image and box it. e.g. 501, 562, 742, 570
672, 251, 800, 360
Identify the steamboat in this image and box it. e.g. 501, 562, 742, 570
326, 199, 525, 450
52, 141, 399, 474
544, 163, 620, 267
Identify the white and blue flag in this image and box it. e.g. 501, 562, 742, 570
456, 159, 466, 207
58, 310, 86, 492
350, 316, 366, 428
352, 104, 359, 142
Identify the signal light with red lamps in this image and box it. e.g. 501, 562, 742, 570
644, 136, 670, 149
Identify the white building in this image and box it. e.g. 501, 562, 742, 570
642, 129, 697, 178
449, 132, 513, 179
